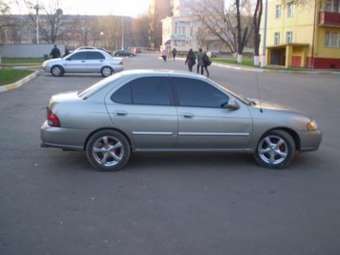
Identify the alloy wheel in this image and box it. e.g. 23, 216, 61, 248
92, 136, 124, 167
258, 135, 289, 166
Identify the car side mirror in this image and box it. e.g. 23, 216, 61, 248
222, 98, 240, 111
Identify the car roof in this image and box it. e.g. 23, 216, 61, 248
115, 69, 209, 80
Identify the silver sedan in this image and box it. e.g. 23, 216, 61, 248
41, 70, 322, 171
42, 49, 123, 77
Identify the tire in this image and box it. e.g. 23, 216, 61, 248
50, 65, 64, 77
85, 130, 131, 171
254, 130, 296, 169
101, 66, 113, 77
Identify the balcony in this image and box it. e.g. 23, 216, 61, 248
319, 11, 340, 27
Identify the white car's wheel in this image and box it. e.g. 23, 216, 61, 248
86, 130, 131, 171
101, 66, 113, 77
50, 65, 64, 77
254, 130, 296, 169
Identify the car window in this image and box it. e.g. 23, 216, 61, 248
111, 84, 132, 104
67, 52, 87, 60
111, 77, 172, 106
173, 78, 229, 108
87, 52, 105, 60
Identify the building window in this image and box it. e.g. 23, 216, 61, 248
286, 31, 293, 43
275, 5, 281, 18
287, 2, 294, 17
325, 31, 340, 48
274, 32, 280, 45
324, 0, 340, 12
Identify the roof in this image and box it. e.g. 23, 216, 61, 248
116, 69, 209, 79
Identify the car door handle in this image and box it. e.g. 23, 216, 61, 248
81, 60, 86, 63
116, 111, 128, 116
183, 113, 194, 119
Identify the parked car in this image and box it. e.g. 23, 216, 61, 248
41, 70, 322, 171
114, 50, 136, 57
42, 49, 123, 77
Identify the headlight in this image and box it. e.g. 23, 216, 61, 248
307, 120, 318, 131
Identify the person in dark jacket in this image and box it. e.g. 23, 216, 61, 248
185, 49, 196, 72
63, 47, 70, 57
172, 48, 177, 60
50, 45, 61, 58
196, 48, 204, 74
202, 51, 211, 77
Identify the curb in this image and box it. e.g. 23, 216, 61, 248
0, 70, 40, 94
177, 57, 340, 75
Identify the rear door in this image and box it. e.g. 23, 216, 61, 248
172, 77, 252, 149
105, 76, 178, 150
86, 51, 105, 72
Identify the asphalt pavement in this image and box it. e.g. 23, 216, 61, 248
0, 53, 340, 255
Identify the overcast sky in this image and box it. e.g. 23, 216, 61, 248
7, 0, 151, 17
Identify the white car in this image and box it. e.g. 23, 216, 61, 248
42, 49, 123, 77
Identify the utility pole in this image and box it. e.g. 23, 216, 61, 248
261, 0, 268, 67
33, 2, 40, 44
121, 16, 125, 50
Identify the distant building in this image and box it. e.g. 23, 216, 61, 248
161, 0, 225, 52
149, 0, 172, 49
260, 0, 340, 69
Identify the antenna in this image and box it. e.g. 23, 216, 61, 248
255, 70, 263, 113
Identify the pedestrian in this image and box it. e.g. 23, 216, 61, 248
172, 48, 177, 61
196, 48, 204, 74
50, 44, 61, 59
202, 51, 211, 77
161, 48, 168, 62
63, 46, 70, 57
185, 49, 196, 72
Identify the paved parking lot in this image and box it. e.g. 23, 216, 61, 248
1, 53, 340, 255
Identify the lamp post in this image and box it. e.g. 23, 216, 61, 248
121, 16, 125, 50
33, 2, 41, 44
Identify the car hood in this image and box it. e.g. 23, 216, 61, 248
43, 58, 62, 66
249, 98, 304, 115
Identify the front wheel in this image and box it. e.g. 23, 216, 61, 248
254, 130, 296, 169
51, 65, 64, 77
85, 130, 131, 171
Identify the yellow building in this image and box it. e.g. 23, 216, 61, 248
261, 0, 340, 69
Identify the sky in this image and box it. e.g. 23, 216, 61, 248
7, 0, 150, 17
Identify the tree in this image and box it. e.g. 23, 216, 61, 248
191, 0, 252, 63
24, 0, 64, 43
253, 0, 263, 66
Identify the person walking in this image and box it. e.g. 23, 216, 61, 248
50, 44, 61, 59
172, 48, 177, 61
196, 48, 204, 74
161, 48, 168, 62
185, 49, 196, 72
202, 51, 211, 77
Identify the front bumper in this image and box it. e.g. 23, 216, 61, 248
298, 130, 322, 152
40, 121, 84, 150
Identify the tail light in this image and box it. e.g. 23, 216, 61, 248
47, 108, 60, 127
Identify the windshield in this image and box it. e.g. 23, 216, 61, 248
210, 80, 252, 105
78, 72, 125, 99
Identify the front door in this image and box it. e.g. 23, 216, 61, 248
63, 51, 88, 72
105, 76, 177, 150
172, 77, 252, 149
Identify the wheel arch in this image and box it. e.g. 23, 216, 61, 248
261, 127, 301, 151
84, 127, 134, 151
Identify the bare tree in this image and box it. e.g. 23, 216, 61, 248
191, 0, 252, 63
253, 0, 263, 66
24, 0, 64, 43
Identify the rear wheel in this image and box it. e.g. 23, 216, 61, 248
51, 65, 64, 77
101, 66, 113, 77
254, 130, 296, 169
86, 130, 130, 171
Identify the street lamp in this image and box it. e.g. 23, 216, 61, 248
33, 2, 41, 44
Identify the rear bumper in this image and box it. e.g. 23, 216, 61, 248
298, 130, 322, 152
113, 65, 124, 72
40, 121, 84, 150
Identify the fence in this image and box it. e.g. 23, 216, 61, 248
0, 44, 65, 58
